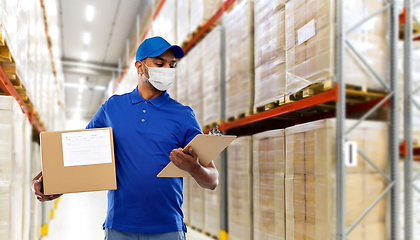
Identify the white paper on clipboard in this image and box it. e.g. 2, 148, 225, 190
157, 134, 237, 177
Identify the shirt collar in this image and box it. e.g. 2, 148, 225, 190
130, 86, 170, 107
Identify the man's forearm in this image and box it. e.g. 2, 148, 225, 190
189, 164, 219, 190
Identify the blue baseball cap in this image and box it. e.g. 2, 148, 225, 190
135, 36, 184, 61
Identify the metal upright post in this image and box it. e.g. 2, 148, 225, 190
390, 0, 400, 239
335, 0, 346, 239
219, 12, 228, 240
404, 0, 414, 239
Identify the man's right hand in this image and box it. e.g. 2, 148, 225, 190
31, 171, 62, 202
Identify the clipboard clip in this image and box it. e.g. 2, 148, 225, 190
209, 126, 222, 136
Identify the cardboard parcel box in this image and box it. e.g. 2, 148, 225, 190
40, 127, 117, 195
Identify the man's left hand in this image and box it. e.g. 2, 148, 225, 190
169, 147, 200, 173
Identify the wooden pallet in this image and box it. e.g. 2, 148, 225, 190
203, 119, 223, 131
180, 35, 192, 49
181, 22, 216, 51
284, 80, 388, 104
253, 96, 286, 114
226, 109, 252, 122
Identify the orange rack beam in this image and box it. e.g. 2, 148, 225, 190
0, 66, 44, 133
203, 84, 390, 136
113, 0, 237, 93
183, 0, 236, 53
223, 87, 338, 132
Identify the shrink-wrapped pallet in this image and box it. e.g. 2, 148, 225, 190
253, 129, 285, 240
204, 155, 221, 238
202, 26, 222, 126
398, 41, 420, 143
254, 0, 286, 108
0, 0, 63, 131
190, 177, 205, 230
0, 96, 25, 240
187, 43, 203, 126
30, 142, 42, 240
0, 97, 13, 239
22, 116, 32, 239
189, 0, 222, 35
228, 136, 253, 240
225, 0, 254, 119
399, 161, 420, 240
285, 0, 389, 97
183, 178, 190, 225
176, 55, 189, 106
177, 0, 190, 45
153, 0, 176, 45
167, 72, 177, 100
285, 119, 388, 240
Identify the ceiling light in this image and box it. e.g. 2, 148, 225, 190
77, 94, 82, 100
94, 86, 106, 91
82, 52, 88, 61
77, 100, 81, 106
79, 78, 85, 84
83, 32, 91, 45
78, 85, 83, 92
86, 5, 94, 22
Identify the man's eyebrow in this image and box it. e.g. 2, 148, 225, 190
155, 57, 176, 63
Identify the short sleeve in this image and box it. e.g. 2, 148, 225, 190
86, 105, 108, 129
181, 109, 203, 148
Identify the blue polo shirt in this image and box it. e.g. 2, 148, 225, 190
86, 87, 202, 233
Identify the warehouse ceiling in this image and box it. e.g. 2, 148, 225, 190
60, 0, 150, 121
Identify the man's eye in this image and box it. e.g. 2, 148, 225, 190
156, 63, 163, 67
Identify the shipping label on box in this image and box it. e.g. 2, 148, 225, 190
40, 127, 116, 195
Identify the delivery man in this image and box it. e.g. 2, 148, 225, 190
32, 36, 219, 240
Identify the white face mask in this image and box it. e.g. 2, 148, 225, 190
142, 62, 175, 91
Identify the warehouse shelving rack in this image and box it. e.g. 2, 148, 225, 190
0, 0, 62, 134
113, 0, 404, 239
0, 66, 44, 133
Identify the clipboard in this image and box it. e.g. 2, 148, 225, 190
157, 133, 236, 177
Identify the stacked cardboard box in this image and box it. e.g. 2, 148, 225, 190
398, 41, 420, 143
152, 0, 176, 45
228, 136, 253, 240
0, 96, 15, 239
285, 0, 389, 97
189, 0, 222, 35
225, 0, 254, 119
399, 161, 420, 239
30, 142, 42, 240
0, 0, 65, 131
0, 96, 33, 239
187, 43, 204, 126
190, 177, 205, 230
176, 54, 189, 106
183, 177, 190, 225
167, 70, 177, 100
285, 119, 388, 240
253, 129, 285, 240
22, 113, 33, 239
254, 0, 286, 108
204, 155, 221, 238
177, 0, 190, 45
202, 26, 222, 126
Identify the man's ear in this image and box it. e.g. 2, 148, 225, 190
135, 61, 144, 75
